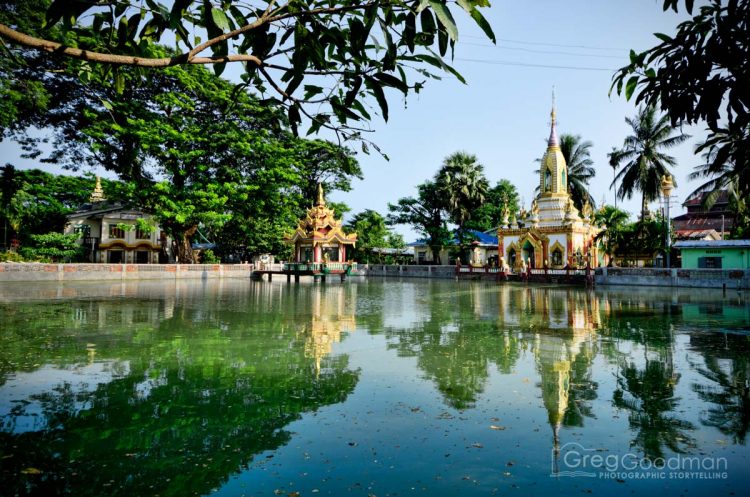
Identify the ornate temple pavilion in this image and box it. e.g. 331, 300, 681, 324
288, 184, 357, 263
497, 101, 600, 270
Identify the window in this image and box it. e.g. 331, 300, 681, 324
135, 251, 150, 264
698, 256, 722, 269
135, 228, 151, 240
109, 225, 126, 239
544, 169, 552, 192
418, 251, 426, 263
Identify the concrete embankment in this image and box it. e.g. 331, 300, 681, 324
0, 263, 252, 282
595, 267, 750, 289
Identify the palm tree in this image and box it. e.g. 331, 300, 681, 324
611, 106, 690, 221
607, 147, 623, 208
560, 134, 596, 210
534, 134, 596, 210
688, 143, 750, 238
435, 152, 489, 243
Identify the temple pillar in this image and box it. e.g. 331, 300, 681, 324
542, 240, 549, 268
314, 244, 321, 263
340, 245, 346, 262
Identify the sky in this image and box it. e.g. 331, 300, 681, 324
0, 0, 707, 241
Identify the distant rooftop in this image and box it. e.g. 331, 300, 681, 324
674, 239, 750, 249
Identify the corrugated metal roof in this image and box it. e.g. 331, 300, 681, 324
674, 239, 750, 249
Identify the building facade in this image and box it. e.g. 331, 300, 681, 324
65, 177, 169, 263
675, 240, 750, 269
497, 102, 600, 271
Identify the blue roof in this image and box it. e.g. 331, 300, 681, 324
469, 230, 498, 245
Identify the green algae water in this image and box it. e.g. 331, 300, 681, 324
1, 279, 749, 497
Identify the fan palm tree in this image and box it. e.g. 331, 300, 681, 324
435, 152, 489, 243
611, 106, 690, 221
534, 134, 596, 210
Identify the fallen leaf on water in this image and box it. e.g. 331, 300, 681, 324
289, 492, 300, 497
21, 468, 42, 475
471, 443, 484, 448
489, 425, 506, 431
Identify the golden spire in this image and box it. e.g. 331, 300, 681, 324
316, 183, 326, 206
89, 176, 106, 203
548, 86, 558, 147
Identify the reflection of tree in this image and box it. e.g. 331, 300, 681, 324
613, 350, 694, 460
0, 284, 359, 497
597, 296, 695, 459
689, 332, 750, 444
383, 283, 523, 409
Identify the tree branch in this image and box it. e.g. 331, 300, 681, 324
0, 23, 263, 67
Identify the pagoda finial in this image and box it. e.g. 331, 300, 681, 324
548, 86, 558, 147
316, 183, 325, 206
89, 175, 106, 203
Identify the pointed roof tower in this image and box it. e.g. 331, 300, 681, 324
89, 176, 106, 203
548, 87, 559, 147
539, 88, 568, 196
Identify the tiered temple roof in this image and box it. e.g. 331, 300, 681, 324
287, 184, 357, 246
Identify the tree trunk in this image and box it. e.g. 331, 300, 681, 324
175, 225, 198, 264
430, 245, 441, 265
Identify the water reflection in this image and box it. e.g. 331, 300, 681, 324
0, 281, 359, 497
0, 280, 749, 496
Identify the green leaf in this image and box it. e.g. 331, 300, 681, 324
469, 8, 495, 43
428, 1, 458, 42
366, 77, 389, 122
653, 32, 673, 43
624, 75, 639, 100
404, 13, 416, 52
420, 9, 436, 33
210, 8, 231, 32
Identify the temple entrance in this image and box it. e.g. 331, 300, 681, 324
508, 248, 517, 269
522, 241, 536, 268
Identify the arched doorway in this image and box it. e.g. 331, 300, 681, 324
508, 248, 517, 269
522, 241, 536, 268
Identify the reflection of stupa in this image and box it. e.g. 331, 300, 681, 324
296, 286, 357, 375
526, 289, 600, 468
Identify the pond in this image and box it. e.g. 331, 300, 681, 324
1, 279, 749, 497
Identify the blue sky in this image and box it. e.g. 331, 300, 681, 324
1, 0, 705, 241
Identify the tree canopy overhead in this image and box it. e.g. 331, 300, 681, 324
0, 0, 496, 143
612, 0, 749, 220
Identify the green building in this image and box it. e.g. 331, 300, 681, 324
674, 240, 750, 269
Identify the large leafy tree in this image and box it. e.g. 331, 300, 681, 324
610, 106, 689, 221
387, 180, 451, 264
464, 179, 519, 232
344, 209, 403, 263
593, 205, 630, 266
0, 0, 496, 144
435, 151, 488, 243
0, 166, 119, 248
612, 0, 749, 231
